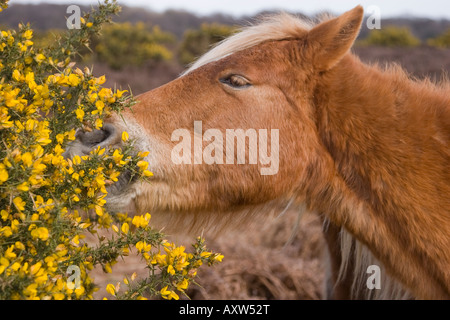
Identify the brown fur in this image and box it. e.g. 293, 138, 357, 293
67, 6, 450, 299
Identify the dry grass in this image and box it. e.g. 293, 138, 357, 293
92, 210, 326, 300
183, 211, 325, 300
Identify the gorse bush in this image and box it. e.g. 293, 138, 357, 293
178, 23, 236, 66
94, 22, 175, 70
359, 26, 421, 47
0, 0, 222, 300
427, 28, 450, 48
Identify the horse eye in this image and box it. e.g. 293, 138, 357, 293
220, 75, 251, 89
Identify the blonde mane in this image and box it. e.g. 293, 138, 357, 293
183, 13, 314, 75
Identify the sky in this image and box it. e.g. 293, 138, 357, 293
8, 0, 450, 19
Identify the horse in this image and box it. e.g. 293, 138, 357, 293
66, 6, 450, 299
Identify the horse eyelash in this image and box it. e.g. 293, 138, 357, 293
219, 75, 252, 89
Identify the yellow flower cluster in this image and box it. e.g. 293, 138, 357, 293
0, 12, 146, 300
0, 1, 223, 300
0, 1, 8, 13
105, 236, 224, 300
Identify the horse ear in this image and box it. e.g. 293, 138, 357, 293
306, 5, 364, 71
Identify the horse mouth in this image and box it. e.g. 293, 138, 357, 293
62, 125, 143, 200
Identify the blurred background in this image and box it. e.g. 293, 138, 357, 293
2, 0, 450, 94
1, 0, 449, 299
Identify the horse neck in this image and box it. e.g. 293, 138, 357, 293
314, 54, 449, 211
310, 54, 450, 299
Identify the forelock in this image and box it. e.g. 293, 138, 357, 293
182, 13, 315, 76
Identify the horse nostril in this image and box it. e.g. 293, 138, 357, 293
63, 124, 120, 159
77, 123, 117, 147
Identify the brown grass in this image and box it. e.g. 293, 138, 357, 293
183, 211, 325, 300
92, 210, 326, 300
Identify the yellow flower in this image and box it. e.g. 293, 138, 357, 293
71, 235, 80, 246
121, 222, 129, 234
160, 286, 179, 300
0, 226, 12, 237
176, 279, 189, 292
143, 170, 153, 177
94, 205, 104, 216
30, 262, 42, 275
75, 107, 85, 121
25, 72, 37, 90
10, 219, 20, 232
97, 75, 106, 85
12, 69, 21, 81
13, 197, 26, 211
22, 29, 33, 40
56, 133, 65, 144
131, 213, 150, 228
213, 254, 224, 262
25, 119, 36, 131
95, 118, 103, 129
10, 262, 20, 271
167, 265, 175, 275
200, 251, 212, 258
106, 283, 116, 296
0, 257, 9, 268
79, 222, 91, 229
170, 290, 179, 300
94, 100, 104, 114
35, 53, 45, 64
0, 163, 9, 184
98, 88, 112, 100
137, 160, 149, 171
160, 285, 169, 296
67, 73, 81, 87
16, 182, 29, 192
66, 129, 77, 141
86, 22, 93, 28
31, 227, 49, 241
151, 253, 167, 266
1, 210, 9, 221
72, 155, 82, 165
111, 149, 126, 166
121, 131, 129, 142
53, 293, 65, 300
32, 160, 46, 175
21, 152, 33, 167
23, 283, 38, 297
5, 245, 16, 259
88, 92, 97, 103
115, 89, 127, 98
92, 146, 105, 156
135, 241, 144, 252
135, 241, 151, 253
104, 263, 113, 274
138, 151, 150, 158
